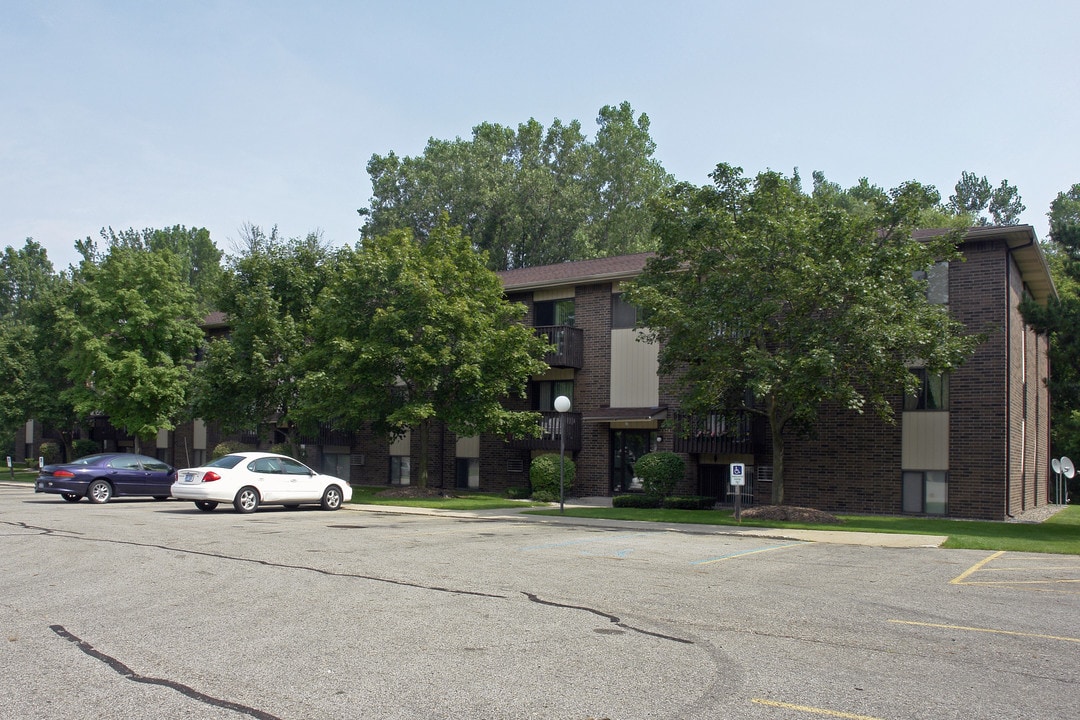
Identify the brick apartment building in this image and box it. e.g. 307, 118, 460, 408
17, 225, 1056, 520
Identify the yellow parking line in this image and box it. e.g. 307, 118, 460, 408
751, 698, 885, 719
950, 550, 1005, 584
888, 619, 1080, 644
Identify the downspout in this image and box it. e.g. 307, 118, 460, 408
1005, 246, 1014, 519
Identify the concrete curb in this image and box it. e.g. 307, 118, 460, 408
342, 503, 947, 548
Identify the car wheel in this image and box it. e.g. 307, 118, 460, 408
233, 487, 260, 514
86, 480, 112, 504
61, 493, 81, 503
320, 485, 343, 511
195, 501, 218, 512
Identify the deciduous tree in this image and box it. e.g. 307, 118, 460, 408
299, 219, 550, 486
627, 166, 979, 504
360, 103, 670, 270
191, 226, 332, 453
59, 243, 204, 451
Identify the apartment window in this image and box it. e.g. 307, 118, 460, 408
611, 293, 642, 329
905, 369, 948, 410
913, 261, 949, 304
323, 453, 350, 481
455, 457, 480, 489
902, 471, 948, 515
390, 456, 410, 485
534, 298, 575, 327
535, 380, 574, 411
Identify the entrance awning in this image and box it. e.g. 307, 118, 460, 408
582, 406, 668, 423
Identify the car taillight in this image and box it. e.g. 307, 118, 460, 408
53, 470, 75, 478
203, 471, 221, 482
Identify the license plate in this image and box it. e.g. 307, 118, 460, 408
183, 472, 197, 483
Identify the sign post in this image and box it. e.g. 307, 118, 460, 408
6, 456, 12, 480
730, 463, 746, 522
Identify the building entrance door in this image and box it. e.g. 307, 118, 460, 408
610, 429, 652, 493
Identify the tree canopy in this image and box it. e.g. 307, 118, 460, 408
627, 165, 979, 504
359, 102, 671, 270
58, 242, 204, 450
298, 219, 550, 486
191, 226, 332, 451
947, 171, 1026, 226
0, 239, 59, 446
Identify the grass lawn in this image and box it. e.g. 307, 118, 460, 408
349, 486, 548, 511
522, 504, 1080, 555
2, 468, 39, 483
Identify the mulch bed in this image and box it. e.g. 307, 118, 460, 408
738, 505, 843, 524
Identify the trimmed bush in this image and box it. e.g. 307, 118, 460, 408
613, 493, 663, 508
662, 495, 715, 510
72, 440, 100, 459
38, 442, 61, 464
211, 441, 254, 460
529, 454, 574, 500
634, 451, 685, 498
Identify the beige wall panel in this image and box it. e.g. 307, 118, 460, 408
901, 412, 950, 469
610, 329, 659, 407
456, 435, 480, 458
533, 287, 575, 301
390, 430, 411, 456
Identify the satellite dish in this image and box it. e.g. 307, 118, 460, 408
1063, 457, 1076, 479
1052, 458, 1062, 474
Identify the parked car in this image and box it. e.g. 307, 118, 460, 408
170, 451, 352, 513
35, 453, 176, 504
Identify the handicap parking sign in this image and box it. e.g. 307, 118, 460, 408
730, 463, 746, 487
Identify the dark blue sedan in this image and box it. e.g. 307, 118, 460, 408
35, 453, 176, 504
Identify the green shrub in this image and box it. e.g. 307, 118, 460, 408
72, 440, 100, 459
613, 493, 663, 508
505, 486, 532, 500
530, 489, 559, 503
38, 442, 61, 464
634, 451, 685, 498
662, 495, 715, 510
529, 454, 574, 500
211, 441, 254, 459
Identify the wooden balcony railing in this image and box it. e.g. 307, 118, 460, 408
535, 325, 584, 368
670, 410, 762, 455
507, 411, 582, 452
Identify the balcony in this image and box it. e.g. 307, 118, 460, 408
670, 410, 762, 455
535, 325, 583, 368
507, 411, 582, 452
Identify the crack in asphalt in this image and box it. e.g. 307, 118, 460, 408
6, 520, 505, 598
50, 624, 282, 719
523, 592, 694, 644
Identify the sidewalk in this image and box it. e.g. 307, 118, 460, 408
342, 499, 948, 549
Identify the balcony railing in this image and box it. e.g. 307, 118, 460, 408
507, 411, 582, 451
670, 410, 762, 455
535, 325, 583, 368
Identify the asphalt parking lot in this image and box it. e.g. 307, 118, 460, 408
2, 485, 1078, 720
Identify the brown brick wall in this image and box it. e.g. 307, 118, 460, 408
572, 283, 614, 496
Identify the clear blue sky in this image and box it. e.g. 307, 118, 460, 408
3, 0, 1077, 270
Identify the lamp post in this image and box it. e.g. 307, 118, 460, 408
553, 395, 571, 513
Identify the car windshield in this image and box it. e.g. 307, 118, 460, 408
206, 455, 246, 469
69, 454, 110, 466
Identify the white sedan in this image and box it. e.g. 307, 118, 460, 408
171, 452, 352, 513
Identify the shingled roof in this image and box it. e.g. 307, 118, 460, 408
498, 252, 653, 292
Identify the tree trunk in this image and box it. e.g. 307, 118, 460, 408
766, 397, 786, 505
417, 419, 429, 488
770, 426, 785, 505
